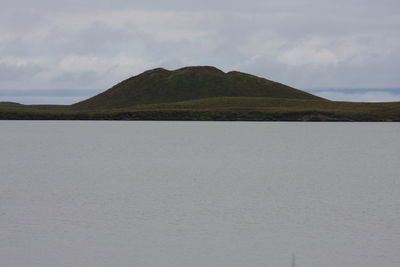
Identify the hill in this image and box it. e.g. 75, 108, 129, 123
1, 96, 399, 121
72, 66, 324, 109
0, 101, 22, 106
1, 66, 399, 121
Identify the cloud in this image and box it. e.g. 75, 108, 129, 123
308, 89, 400, 102
278, 47, 339, 67
33, 53, 159, 90
0, 96, 86, 105
0, 56, 47, 82
0, 0, 399, 103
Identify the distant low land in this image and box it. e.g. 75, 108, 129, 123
1, 66, 400, 121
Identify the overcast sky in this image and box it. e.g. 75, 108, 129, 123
1, 0, 400, 103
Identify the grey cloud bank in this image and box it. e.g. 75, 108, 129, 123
308, 89, 400, 102
1, 0, 400, 103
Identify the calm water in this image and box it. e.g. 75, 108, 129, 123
1, 121, 399, 267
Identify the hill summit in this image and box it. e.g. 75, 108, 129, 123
73, 66, 323, 109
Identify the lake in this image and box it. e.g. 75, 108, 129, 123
1, 121, 399, 267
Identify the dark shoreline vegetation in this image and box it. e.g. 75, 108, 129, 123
1, 66, 400, 121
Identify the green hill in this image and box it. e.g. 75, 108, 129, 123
73, 66, 324, 109
1, 66, 399, 121
0, 101, 22, 106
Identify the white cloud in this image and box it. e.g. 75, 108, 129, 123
0, 56, 47, 83
0, 56, 44, 68
0, 95, 86, 105
311, 90, 400, 103
276, 35, 374, 67
278, 47, 339, 67
0, 0, 399, 96
59, 55, 104, 73
36, 54, 158, 89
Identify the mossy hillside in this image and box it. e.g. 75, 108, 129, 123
2, 96, 399, 121
0, 101, 23, 106
72, 66, 324, 109
2, 66, 399, 121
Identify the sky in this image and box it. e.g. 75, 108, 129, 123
1, 0, 400, 104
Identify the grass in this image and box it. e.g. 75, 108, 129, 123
72, 66, 323, 110
1, 97, 400, 121
1, 66, 399, 121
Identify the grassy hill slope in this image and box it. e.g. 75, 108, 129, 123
72, 66, 324, 109
1, 96, 399, 121
1, 66, 399, 121
0, 101, 23, 106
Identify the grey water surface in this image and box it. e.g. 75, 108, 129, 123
1, 121, 399, 267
